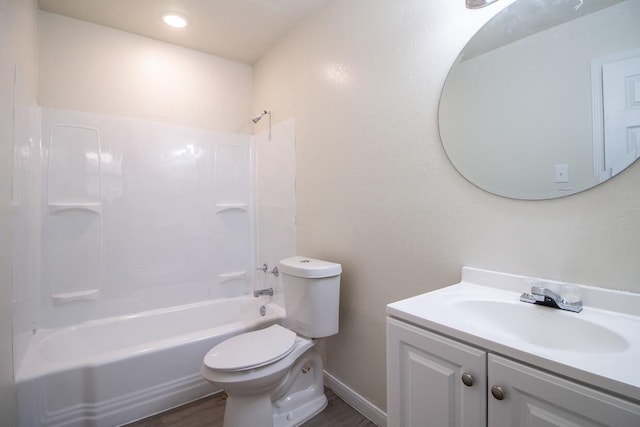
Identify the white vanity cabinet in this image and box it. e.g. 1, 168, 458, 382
387, 316, 640, 427
489, 354, 640, 427
387, 318, 487, 427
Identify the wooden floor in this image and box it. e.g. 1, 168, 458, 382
124, 388, 378, 427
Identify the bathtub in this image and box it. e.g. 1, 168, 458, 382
16, 296, 284, 427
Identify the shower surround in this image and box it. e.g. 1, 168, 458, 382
38, 107, 255, 327
14, 107, 297, 426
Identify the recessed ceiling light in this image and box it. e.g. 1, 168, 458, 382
162, 13, 188, 28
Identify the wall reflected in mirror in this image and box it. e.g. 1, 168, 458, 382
466, 0, 501, 9
439, 0, 640, 200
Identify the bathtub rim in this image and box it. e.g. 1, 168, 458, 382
16, 296, 284, 383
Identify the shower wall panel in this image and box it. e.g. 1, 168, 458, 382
254, 118, 297, 303
44, 123, 102, 305
11, 69, 41, 371
40, 108, 254, 328
212, 144, 253, 298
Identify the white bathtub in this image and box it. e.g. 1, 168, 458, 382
16, 296, 284, 427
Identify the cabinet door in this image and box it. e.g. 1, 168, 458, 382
488, 354, 640, 427
387, 318, 487, 427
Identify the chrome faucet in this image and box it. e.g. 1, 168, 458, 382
253, 288, 274, 297
257, 264, 279, 277
520, 286, 582, 313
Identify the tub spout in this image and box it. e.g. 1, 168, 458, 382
253, 288, 274, 297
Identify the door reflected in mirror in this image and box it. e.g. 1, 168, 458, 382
439, 0, 640, 200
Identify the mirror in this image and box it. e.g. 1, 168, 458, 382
439, 0, 640, 200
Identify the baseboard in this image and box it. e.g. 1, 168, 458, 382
323, 370, 387, 427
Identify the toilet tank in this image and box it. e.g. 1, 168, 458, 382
279, 256, 341, 338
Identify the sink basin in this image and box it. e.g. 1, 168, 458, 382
387, 267, 640, 402
447, 299, 629, 353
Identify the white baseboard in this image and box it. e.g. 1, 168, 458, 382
323, 370, 387, 427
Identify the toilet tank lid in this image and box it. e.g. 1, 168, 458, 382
279, 256, 342, 278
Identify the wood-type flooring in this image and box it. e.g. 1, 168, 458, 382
124, 388, 378, 427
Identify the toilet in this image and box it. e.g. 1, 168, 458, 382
201, 256, 341, 427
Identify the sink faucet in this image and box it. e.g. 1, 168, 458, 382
520, 286, 582, 313
253, 288, 274, 297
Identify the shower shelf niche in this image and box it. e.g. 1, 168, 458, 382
48, 202, 102, 214
217, 271, 247, 283
215, 203, 248, 214
51, 289, 100, 304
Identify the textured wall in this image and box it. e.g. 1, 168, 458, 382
253, 0, 640, 411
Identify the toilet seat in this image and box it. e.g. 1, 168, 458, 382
203, 324, 296, 372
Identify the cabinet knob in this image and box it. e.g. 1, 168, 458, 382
461, 373, 474, 387
491, 385, 505, 400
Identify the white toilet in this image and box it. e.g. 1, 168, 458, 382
201, 256, 341, 427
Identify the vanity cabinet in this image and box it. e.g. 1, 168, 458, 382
387, 318, 486, 427
488, 354, 640, 427
387, 317, 640, 427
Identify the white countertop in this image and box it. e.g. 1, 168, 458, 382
386, 267, 640, 402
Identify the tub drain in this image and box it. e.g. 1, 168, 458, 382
259, 305, 266, 316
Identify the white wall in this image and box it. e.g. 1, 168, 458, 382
38, 12, 253, 134
253, 0, 640, 411
1, 0, 39, 424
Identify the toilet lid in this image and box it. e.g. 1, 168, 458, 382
204, 324, 297, 372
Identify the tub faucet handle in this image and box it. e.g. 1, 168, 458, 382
257, 263, 279, 277
269, 266, 279, 277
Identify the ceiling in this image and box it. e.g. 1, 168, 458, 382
37, 0, 327, 65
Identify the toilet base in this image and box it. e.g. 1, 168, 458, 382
223, 392, 326, 427
273, 393, 327, 427
221, 347, 327, 427
224, 394, 274, 427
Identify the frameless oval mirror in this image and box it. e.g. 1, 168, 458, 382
439, 0, 640, 200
